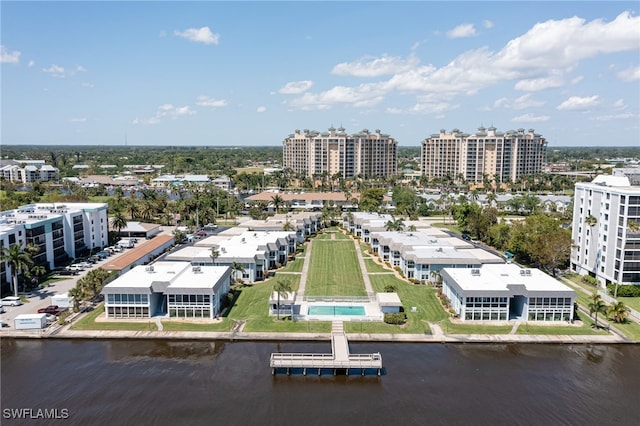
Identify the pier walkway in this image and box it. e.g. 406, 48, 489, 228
270, 321, 383, 376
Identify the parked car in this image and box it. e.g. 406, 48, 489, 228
44, 314, 57, 323
0, 305, 6, 314
1, 296, 23, 306
37, 305, 67, 315
58, 269, 80, 276
66, 264, 85, 272
196, 231, 207, 237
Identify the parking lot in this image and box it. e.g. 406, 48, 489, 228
0, 246, 131, 330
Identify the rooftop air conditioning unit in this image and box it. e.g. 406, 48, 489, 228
471, 269, 480, 276
192, 266, 201, 273
145, 266, 154, 272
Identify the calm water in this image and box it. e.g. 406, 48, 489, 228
1, 339, 639, 426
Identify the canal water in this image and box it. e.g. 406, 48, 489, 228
1, 339, 639, 425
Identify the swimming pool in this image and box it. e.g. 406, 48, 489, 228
307, 305, 366, 316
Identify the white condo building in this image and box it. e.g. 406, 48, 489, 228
442, 264, 576, 321
571, 174, 640, 287
102, 262, 231, 319
0, 203, 108, 295
283, 127, 398, 179
420, 127, 547, 184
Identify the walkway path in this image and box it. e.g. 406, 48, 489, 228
352, 238, 374, 297
296, 240, 313, 299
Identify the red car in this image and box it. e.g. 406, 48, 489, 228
196, 231, 207, 237
37, 305, 67, 315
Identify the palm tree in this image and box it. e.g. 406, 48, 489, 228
231, 262, 245, 283
29, 265, 48, 287
271, 194, 284, 214
0, 244, 34, 297
430, 269, 442, 287
210, 248, 220, 265
627, 220, 640, 234
588, 293, 607, 329
608, 302, 629, 324
111, 211, 128, 239
385, 217, 405, 231
585, 215, 597, 227
273, 278, 293, 320
407, 224, 417, 232
68, 285, 84, 312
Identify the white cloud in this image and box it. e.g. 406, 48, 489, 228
278, 80, 313, 94
196, 96, 227, 107
495, 12, 640, 70
410, 101, 460, 114
493, 94, 546, 110
591, 112, 637, 121
288, 83, 385, 110
81, 82, 94, 88
385, 107, 403, 114
557, 95, 600, 111
483, 20, 494, 29
616, 66, 640, 82
512, 113, 550, 122
133, 103, 196, 125
447, 24, 477, 39
514, 75, 564, 91
0, 45, 20, 63
28, 60, 35, 68
174, 26, 219, 45
288, 12, 640, 112
332, 54, 420, 77
613, 99, 626, 110
257, 106, 267, 113
42, 64, 87, 78
42, 65, 66, 77
70, 117, 87, 123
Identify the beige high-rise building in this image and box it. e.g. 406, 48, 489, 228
283, 127, 398, 179
420, 127, 547, 184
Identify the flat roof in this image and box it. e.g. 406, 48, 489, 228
101, 235, 174, 272
444, 264, 576, 295
103, 261, 230, 294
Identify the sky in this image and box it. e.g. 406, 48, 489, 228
1, 1, 639, 148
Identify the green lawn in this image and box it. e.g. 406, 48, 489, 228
161, 319, 233, 332
443, 321, 512, 335
361, 275, 448, 334
72, 304, 158, 331
89, 196, 112, 203
365, 258, 390, 273
516, 311, 608, 335
279, 256, 304, 273
228, 277, 330, 333
618, 296, 640, 313
305, 240, 366, 296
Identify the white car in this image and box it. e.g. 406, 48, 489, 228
0, 296, 23, 306
44, 314, 57, 323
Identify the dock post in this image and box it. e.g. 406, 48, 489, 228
361, 369, 365, 376
272, 368, 275, 376
333, 369, 336, 376
318, 368, 321, 376
345, 368, 349, 377
303, 368, 307, 376
287, 368, 290, 376
377, 369, 381, 376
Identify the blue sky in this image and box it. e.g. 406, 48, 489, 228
1, 1, 639, 147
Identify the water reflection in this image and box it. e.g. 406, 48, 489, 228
107, 340, 226, 363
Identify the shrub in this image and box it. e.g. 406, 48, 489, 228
384, 284, 397, 293
581, 275, 599, 286
607, 284, 640, 297
384, 312, 407, 325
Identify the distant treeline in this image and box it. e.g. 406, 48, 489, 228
1, 145, 638, 177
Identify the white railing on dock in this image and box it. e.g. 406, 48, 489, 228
270, 352, 382, 369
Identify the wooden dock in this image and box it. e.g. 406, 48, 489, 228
270, 322, 383, 376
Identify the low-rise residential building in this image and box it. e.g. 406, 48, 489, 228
166, 230, 297, 283
0, 160, 60, 183
239, 212, 322, 243
370, 230, 503, 280
102, 261, 231, 319
441, 264, 576, 321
